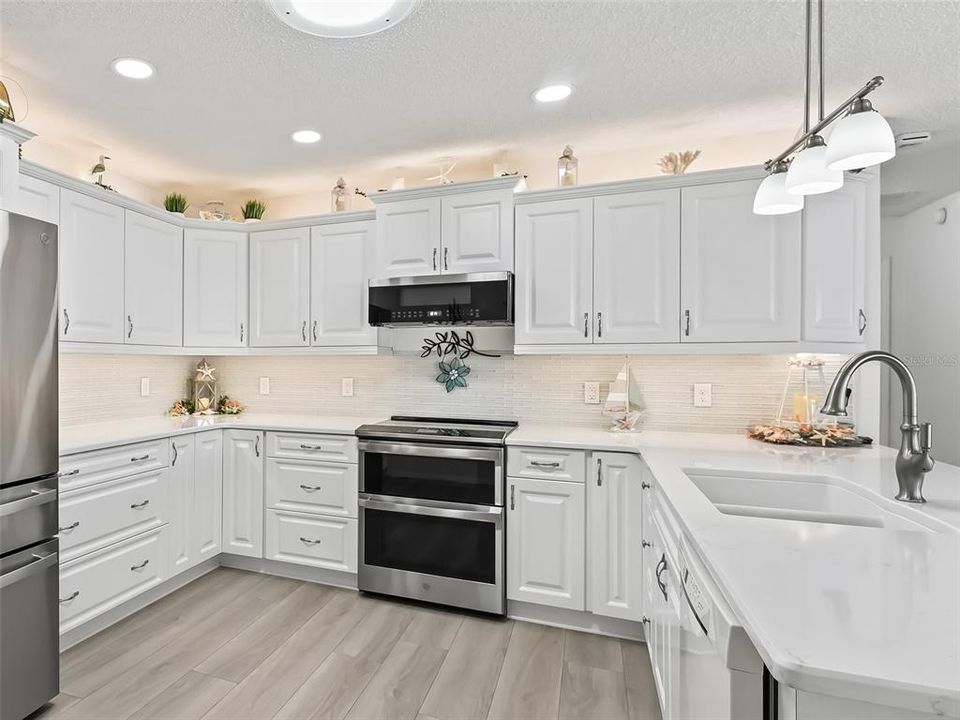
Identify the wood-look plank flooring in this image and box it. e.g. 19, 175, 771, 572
29, 568, 662, 720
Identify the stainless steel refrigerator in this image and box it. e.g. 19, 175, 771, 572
0, 209, 60, 720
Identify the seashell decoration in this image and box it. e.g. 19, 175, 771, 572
657, 150, 701, 175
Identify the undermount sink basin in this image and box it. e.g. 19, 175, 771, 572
683, 468, 949, 532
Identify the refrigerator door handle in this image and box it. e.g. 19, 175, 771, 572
0, 550, 58, 590
0, 488, 57, 517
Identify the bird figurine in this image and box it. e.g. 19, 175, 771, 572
426, 160, 457, 185
90, 155, 116, 191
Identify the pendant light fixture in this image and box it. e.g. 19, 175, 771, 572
825, 97, 896, 170
754, 161, 804, 215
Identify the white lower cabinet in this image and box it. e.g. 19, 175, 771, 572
194, 431, 223, 563
222, 430, 264, 558
168, 435, 196, 575
265, 458, 357, 517
265, 510, 358, 573
506, 475, 585, 610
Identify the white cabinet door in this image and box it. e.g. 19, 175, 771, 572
506, 476, 585, 610
515, 198, 594, 345
17, 174, 60, 224
249, 227, 310, 347
183, 228, 248, 347
680, 180, 801, 342
59, 188, 125, 343
803, 180, 867, 342
311, 220, 376, 346
194, 430, 223, 564
440, 188, 514, 274
594, 190, 680, 343
375, 197, 441, 278
124, 211, 183, 346
222, 430, 263, 558
588, 452, 644, 621
168, 435, 196, 576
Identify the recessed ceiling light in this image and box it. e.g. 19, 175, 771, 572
111, 58, 154, 80
533, 84, 572, 103
268, 0, 419, 38
291, 129, 322, 144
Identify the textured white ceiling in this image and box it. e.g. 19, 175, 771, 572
1, 0, 958, 199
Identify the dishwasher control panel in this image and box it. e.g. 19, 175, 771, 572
679, 545, 712, 636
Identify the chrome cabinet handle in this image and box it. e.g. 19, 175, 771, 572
59, 521, 80, 532
641, 616, 650, 625
240, 322, 244, 343
130, 500, 149, 509
596, 457, 603, 486
443, 247, 448, 271
432, 248, 437, 271
59, 590, 79, 604
312, 320, 318, 342
510, 484, 515, 510
300, 444, 323, 451
130, 560, 149, 571
172, 442, 179, 467
583, 312, 589, 338
63, 308, 70, 335
299, 537, 322, 545
597, 312, 603, 338
641, 481, 651, 490
60, 468, 80, 477
127, 315, 134, 339
684, 309, 691, 337
302, 320, 307, 342
299, 484, 323, 492
655, 554, 668, 601
641, 539, 651, 548
530, 461, 560, 468
858, 308, 867, 336
130, 455, 149, 463
255, 435, 261, 457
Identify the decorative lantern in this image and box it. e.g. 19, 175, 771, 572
331, 177, 349, 212
557, 145, 578, 187
192, 358, 218, 415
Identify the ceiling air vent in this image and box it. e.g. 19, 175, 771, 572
895, 131, 932, 149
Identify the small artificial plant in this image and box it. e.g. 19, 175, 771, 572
241, 199, 266, 220
163, 192, 189, 213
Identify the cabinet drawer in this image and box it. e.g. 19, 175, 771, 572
58, 526, 167, 634
59, 468, 168, 563
265, 510, 357, 573
59, 439, 169, 493
266, 432, 357, 463
507, 447, 585, 482
265, 458, 357, 518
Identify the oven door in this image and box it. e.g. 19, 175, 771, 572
359, 440, 503, 506
358, 494, 505, 615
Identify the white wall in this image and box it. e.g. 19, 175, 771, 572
881, 191, 960, 464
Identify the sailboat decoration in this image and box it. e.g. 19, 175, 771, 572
603, 358, 644, 432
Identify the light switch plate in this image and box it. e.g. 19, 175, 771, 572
693, 383, 713, 407
140, 377, 150, 397
342, 378, 354, 397
584, 382, 601, 404
259, 377, 270, 395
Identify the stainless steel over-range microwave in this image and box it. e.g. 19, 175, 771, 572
368, 272, 513, 327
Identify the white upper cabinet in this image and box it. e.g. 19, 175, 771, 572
515, 198, 594, 344
124, 211, 183, 346
440, 188, 514, 274
249, 227, 310, 347
17, 174, 60, 224
222, 430, 264, 558
680, 180, 801, 342
311, 220, 376, 346
183, 228, 248, 347
59, 188, 125, 343
375, 197, 441, 278
594, 189, 681, 343
803, 179, 868, 342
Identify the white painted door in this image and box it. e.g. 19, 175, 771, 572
311, 220, 377, 346
803, 179, 868, 342
168, 435, 196, 576
506, 476, 585, 610
515, 198, 594, 345
249, 227, 310, 347
588, 452, 644, 621
680, 180, 801, 342
375, 197, 441, 278
183, 228, 248, 347
194, 430, 223, 564
124, 211, 183, 346
17, 174, 60, 224
440, 188, 514, 273
222, 429, 263, 558
594, 189, 681, 343
58, 188, 125, 343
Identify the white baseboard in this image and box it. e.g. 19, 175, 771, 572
507, 600, 646, 641
218, 554, 358, 590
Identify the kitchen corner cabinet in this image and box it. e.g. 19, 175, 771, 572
168, 435, 196, 575
17, 173, 60, 224
375, 197, 441, 278
183, 228, 248, 347
124, 211, 183, 346
803, 179, 868, 342
222, 430, 264, 558
680, 180, 801, 342
59, 188, 125, 343
311, 220, 377, 346
506, 475, 585, 610
249, 227, 310, 347
588, 452, 645, 621
194, 431, 223, 563
440, 188, 514, 274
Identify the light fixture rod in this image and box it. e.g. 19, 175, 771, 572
818, 0, 824, 121
764, 75, 884, 170
803, 0, 812, 133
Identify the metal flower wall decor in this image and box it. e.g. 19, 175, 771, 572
420, 331, 500, 393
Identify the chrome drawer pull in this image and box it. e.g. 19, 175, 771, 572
60, 468, 80, 477
641, 481, 651, 490
63, 308, 70, 335
299, 537, 322, 545
130, 455, 150, 463
172, 442, 179, 467
59, 521, 80, 532
641, 615, 650, 625
130, 560, 149, 571
130, 500, 150, 509
300, 444, 323, 451
641, 539, 651, 548
530, 461, 560, 468
59, 590, 79, 604
299, 484, 323, 492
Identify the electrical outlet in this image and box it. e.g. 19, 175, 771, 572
693, 383, 713, 408
259, 377, 270, 395
140, 377, 150, 397
342, 378, 354, 397
584, 382, 601, 405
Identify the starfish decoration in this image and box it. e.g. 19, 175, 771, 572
195, 359, 216, 381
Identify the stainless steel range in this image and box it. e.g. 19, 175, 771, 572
355, 416, 517, 615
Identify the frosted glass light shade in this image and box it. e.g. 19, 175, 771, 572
785, 139, 844, 195
826, 108, 896, 170
753, 170, 804, 215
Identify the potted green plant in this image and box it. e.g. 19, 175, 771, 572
242, 199, 266, 223
163, 192, 188, 216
